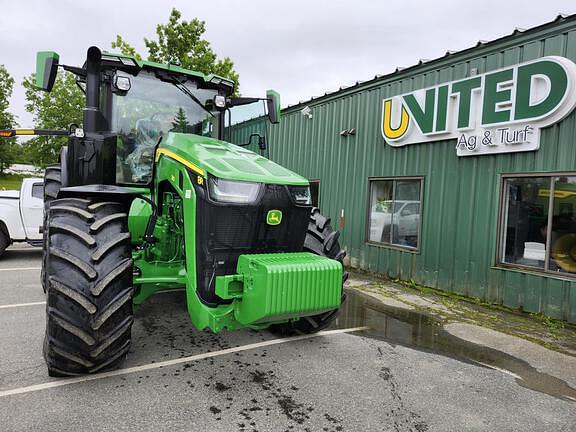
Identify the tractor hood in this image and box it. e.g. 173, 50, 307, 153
159, 133, 309, 186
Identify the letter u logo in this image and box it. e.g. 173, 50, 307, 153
382, 99, 410, 140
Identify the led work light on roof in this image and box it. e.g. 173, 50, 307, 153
209, 76, 234, 88
214, 95, 226, 108
119, 57, 136, 66
113, 74, 131, 92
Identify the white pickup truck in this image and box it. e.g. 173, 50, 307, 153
0, 178, 44, 257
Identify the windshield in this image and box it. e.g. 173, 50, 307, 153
111, 71, 221, 184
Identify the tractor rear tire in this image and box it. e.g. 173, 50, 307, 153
269, 207, 347, 335
44, 163, 62, 204
43, 198, 134, 376
41, 164, 63, 293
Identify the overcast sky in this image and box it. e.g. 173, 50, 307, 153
1, 0, 575, 127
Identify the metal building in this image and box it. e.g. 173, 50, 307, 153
232, 14, 576, 322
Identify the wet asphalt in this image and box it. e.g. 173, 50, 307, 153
0, 246, 575, 432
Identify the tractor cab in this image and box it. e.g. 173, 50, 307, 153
109, 68, 227, 184
37, 48, 279, 187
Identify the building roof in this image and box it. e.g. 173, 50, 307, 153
284, 13, 576, 112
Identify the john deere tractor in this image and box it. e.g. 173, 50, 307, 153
21, 47, 346, 376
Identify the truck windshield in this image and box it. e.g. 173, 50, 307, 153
111, 71, 221, 184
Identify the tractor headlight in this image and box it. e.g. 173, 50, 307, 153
208, 177, 262, 203
288, 185, 312, 205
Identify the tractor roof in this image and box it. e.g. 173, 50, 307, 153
99, 51, 235, 94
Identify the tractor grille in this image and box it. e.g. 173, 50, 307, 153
194, 181, 311, 306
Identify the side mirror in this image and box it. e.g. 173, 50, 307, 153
266, 90, 281, 124
35, 51, 59, 92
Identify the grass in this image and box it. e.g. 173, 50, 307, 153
529, 312, 566, 332
0, 173, 27, 191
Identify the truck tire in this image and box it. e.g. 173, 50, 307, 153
43, 198, 134, 376
41, 164, 62, 293
0, 224, 9, 258
269, 207, 347, 335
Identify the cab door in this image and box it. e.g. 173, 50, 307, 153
20, 181, 44, 240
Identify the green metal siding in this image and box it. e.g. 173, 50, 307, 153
232, 18, 576, 322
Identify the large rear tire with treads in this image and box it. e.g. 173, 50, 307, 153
43, 198, 134, 376
269, 207, 347, 335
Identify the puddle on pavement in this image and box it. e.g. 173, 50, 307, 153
331, 289, 576, 403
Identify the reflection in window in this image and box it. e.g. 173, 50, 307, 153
549, 177, 576, 274
367, 178, 422, 250
501, 175, 576, 275
31, 183, 43, 200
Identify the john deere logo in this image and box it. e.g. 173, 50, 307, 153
381, 56, 576, 156
267, 210, 282, 226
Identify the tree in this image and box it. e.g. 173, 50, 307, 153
112, 8, 240, 93
22, 72, 84, 167
171, 107, 189, 132
0, 65, 17, 174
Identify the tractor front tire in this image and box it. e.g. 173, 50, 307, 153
41, 164, 63, 293
43, 198, 134, 376
269, 207, 347, 335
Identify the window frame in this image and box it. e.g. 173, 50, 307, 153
497, 171, 576, 278
365, 176, 424, 253
31, 183, 44, 200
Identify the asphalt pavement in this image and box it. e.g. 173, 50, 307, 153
0, 246, 575, 432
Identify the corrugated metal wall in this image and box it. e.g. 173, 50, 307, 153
232, 18, 576, 322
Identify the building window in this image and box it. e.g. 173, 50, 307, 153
500, 175, 576, 276
367, 177, 422, 250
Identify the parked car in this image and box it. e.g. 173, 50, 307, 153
369, 200, 420, 247
0, 178, 44, 257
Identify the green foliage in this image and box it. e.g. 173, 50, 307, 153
111, 35, 142, 61
0, 65, 17, 174
113, 8, 240, 94
171, 107, 189, 132
22, 72, 84, 167
529, 312, 565, 333
0, 173, 26, 191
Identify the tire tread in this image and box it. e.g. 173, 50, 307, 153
44, 198, 133, 376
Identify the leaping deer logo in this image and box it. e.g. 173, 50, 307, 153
267, 210, 282, 225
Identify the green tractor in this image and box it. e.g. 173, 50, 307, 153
27, 47, 346, 376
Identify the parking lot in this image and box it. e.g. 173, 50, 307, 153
1, 246, 575, 431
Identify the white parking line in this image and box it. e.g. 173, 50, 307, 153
0, 326, 368, 398
0, 301, 46, 310
0, 267, 41, 272
0, 289, 181, 310
475, 361, 523, 380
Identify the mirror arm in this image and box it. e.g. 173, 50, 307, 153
62, 65, 86, 78
227, 97, 262, 107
